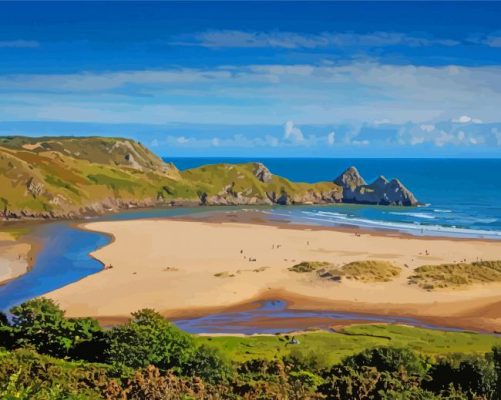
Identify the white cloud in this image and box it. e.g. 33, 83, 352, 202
150, 138, 159, 147
211, 137, 220, 147
480, 32, 501, 48
410, 136, 425, 145
492, 128, 501, 146
453, 115, 483, 124
266, 136, 280, 147
373, 119, 391, 125
1, 63, 501, 127
176, 136, 190, 144
173, 30, 460, 49
284, 121, 304, 143
420, 124, 435, 132
0, 40, 39, 48
327, 131, 336, 145
352, 139, 370, 146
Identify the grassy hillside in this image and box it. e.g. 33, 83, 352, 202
181, 162, 342, 205
0, 136, 343, 219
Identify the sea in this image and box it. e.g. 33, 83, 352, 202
169, 158, 501, 240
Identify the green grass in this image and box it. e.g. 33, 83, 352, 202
288, 261, 331, 273
87, 173, 140, 192
0, 225, 31, 240
195, 324, 501, 365
328, 260, 401, 282
409, 260, 501, 290
289, 260, 401, 282
45, 174, 80, 195
214, 271, 236, 278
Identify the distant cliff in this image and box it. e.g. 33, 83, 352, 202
334, 166, 418, 206
0, 136, 418, 220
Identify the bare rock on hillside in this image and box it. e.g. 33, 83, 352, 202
334, 167, 418, 206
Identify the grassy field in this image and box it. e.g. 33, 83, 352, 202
195, 324, 501, 365
409, 260, 501, 290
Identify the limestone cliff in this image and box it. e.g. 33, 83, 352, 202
334, 167, 418, 206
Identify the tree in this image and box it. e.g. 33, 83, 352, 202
426, 355, 497, 399
9, 298, 105, 361
10, 298, 72, 357
493, 346, 501, 399
182, 345, 232, 384
343, 347, 429, 377
68, 317, 107, 363
0, 311, 14, 349
106, 308, 195, 371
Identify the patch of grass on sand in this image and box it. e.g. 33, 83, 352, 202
0, 225, 31, 240
214, 271, 236, 278
408, 260, 501, 290
288, 261, 331, 273
321, 260, 401, 282
195, 324, 501, 365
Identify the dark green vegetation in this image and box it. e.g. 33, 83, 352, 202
2, 299, 501, 399
0, 136, 344, 219
409, 260, 501, 290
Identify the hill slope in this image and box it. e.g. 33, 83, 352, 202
0, 136, 417, 219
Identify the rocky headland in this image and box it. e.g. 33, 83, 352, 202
0, 136, 418, 220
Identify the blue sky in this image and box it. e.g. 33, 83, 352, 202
1, 2, 501, 157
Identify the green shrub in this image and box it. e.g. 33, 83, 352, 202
106, 308, 195, 372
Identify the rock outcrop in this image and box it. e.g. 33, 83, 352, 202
26, 178, 45, 197
253, 163, 273, 183
334, 167, 418, 206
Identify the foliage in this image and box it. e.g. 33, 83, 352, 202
425, 355, 497, 399
409, 260, 501, 290
327, 260, 401, 282
106, 308, 195, 372
288, 261, 331, 273
195, 324, 501, 365
0, 348, 114, 399
10, 298, 74, 358
343, 347, 430, 376
1, 299, 501, 399
182, 345, 233, 384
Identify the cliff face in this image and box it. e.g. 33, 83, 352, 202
0, 136, 418, 220
334, 167, 418, 206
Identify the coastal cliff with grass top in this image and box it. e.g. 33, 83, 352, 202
0, 136, 418, 219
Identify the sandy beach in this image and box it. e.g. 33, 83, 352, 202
0, 232, 31, 284
46, 216, 501, 331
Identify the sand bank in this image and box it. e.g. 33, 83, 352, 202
47, 218, 501, 331
0, 232, 31, 284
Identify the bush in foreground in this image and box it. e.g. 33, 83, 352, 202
1, 298, 501, 399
